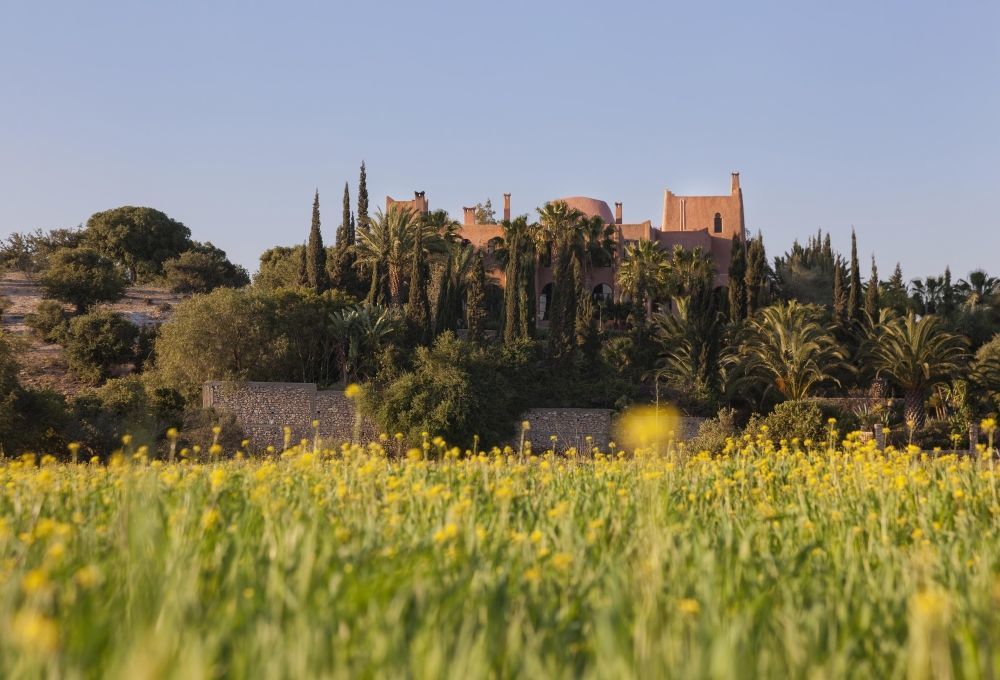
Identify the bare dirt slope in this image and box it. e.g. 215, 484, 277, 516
0, 272, 182, 396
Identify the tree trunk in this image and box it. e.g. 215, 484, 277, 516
868, 376, 889, 399
903, 388, 926, 430
388, 264, 402, 307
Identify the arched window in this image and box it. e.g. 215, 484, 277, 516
592, 283, 613, 303
713, 213, 723, 233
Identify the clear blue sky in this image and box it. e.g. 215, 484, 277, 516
2, 0, 998, 280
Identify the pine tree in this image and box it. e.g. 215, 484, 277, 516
941, 266, 955, 317
357, 161, 369, 233
306, 190, 330, 292
832, 257, 847, 325
727, 234, 747, 321
745, 234, 767, 315
466, 253, 487, 343
882, 263, 907, 314
847, 229, 862, 321
864, 256, 880, 320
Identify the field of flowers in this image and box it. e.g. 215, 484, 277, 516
1, 432, 999, 678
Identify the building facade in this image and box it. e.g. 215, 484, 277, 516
385, 173, 746, 317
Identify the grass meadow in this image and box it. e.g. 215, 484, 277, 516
1, 433, 999, 678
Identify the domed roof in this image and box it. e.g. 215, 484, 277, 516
553, 196, 615, 224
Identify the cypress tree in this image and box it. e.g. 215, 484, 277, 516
330, 183, 360, 295
548, 239, 577, 358
338, 182, 351, 244
832, 257, 847, 325
296, 243, 308, 288
357, 161, 369, 233
745, 234, 767, 315
727, 234, 747, 321
466, 253, 487, 343
406, 230, 431, 344
434, 253, 457, 335
306, 190, 330, 292
941, 266, 955, 317
847, 229, 862, 321
502, 219, 537, 344
864, 256, 880, 320
518, 238, 536, 338
502, 244, 521, 344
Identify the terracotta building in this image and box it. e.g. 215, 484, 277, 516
385, 174, 746, 317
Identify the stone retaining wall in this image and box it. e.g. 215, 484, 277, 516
203, 382, 376, 451
516, 408, 614, 452
203, 381, 702, 453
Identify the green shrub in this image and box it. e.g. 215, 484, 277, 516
365, 332, 526, 447
69, 376, 186, 457
162, 243, 250, 294
154, 287, 354, 400
40, 247, 128, 312
0, 331, 72, 454
63, 310, 139, 383
745, 400, 824, 444
24, 300, 69, 343
687, 408, 739, 453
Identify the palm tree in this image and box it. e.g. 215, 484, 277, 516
537, 201, 585, 353
577, 214, 616, 287
664, 245, 714, 299
616, 240, 667, 319
730, 301, 848, 402
910, 276, 942, 315
870, 312, 967, 428
421, 209, 462, 256
651, 282, 725, 399
329, 304, 401, 383
356, 206, 420, 307
434, 241, 476, 334
957, 269, 1000, 306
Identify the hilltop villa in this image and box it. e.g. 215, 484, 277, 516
386, 173, 746, 318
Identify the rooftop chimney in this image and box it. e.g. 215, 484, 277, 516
614, 202, 623, 224
503, 193, 511, 221
731, 172, 740, 194
463, 206, 476, 225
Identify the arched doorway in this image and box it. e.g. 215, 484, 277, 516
539, 283, 553, 320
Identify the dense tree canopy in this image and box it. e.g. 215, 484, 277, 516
163, 243, 249, 294
84, 206, 192, 282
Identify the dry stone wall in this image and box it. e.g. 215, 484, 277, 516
203, 382, 377, 451
203, 382, 700, 453
516, 408, 613, 452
